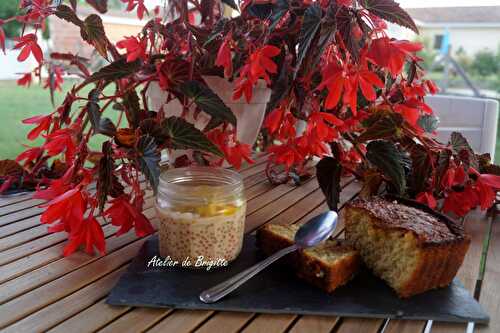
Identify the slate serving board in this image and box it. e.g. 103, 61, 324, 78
107, 235, 489, 324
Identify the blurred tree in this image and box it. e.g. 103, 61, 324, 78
0, 0, 21, 38
415, 36, 438, 71
472, 49, 499, 76
455, 47, 473, 73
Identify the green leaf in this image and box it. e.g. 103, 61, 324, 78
85, 58, 141, 84
55, 5, 83, 27
80, 14, 109, 59
359, 0, 418, 33
98, 118, 117, 137
316, 5, 337, 61
366, 140, 409, 195
161, 116, 223, 157
358, 112, 403, 142
137, 135, 161, 192
265, 59, 290, 114
337, 7, 362, 60
316, 156, 342, 211
85, 0, 108, 14
450, 132, 478, 170
180, 81, 236, 126
269, 0, 289, 31
417, 114, 439, 133
246, 3, 273, 20
122, 90, 141, 129
408, 144, 432, 195
296, 3, 322, 77
86, 88, 116, 137
96, 141, 123, 211
203, 18, 228, 46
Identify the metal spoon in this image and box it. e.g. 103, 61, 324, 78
199, 211, 338, 304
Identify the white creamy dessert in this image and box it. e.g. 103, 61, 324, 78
156, 201, 246, 263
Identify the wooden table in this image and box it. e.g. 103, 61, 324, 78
0, 155, 498, 333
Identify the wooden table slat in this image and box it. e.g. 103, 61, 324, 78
194, 312, 256, 333
47, 298, 130, 333
241, 313, 296, 333
0, 238, 147, 328
289, 315, 340, 333
97, 307, 172, 333
335, 318, 384, 333
2, 267, 127, 333
146, 310, 213, 333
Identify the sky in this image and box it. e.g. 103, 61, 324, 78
396, 0, 500, 7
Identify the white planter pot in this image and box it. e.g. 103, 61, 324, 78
148, 76, 272, 147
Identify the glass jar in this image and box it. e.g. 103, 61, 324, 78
155, 166, 246, 265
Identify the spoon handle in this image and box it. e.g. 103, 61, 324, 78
199, 244, 299, 304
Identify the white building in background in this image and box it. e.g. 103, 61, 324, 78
391, 6, 500, 55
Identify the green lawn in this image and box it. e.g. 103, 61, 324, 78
0, 80, 500, 163
0, 80, 117, 159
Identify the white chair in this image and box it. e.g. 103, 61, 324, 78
425, 95, 499, 159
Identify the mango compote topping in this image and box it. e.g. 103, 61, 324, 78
168, 185, 244, 218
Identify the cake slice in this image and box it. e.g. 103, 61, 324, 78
344, 196, 471, 298
256, 223, 361, 293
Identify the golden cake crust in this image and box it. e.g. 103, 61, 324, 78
344, 196, 471, 298
346, 196, 469, 247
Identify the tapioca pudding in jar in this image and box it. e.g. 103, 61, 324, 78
155, 166, 246, 265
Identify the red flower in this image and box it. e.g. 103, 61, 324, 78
207, 129, 254, 169
416, 192, 437, 209
297, 133, 330, 158
104, 195, 154, 237
249, 45, 280, 83
215, 34, 233, 78
13, 33, 43, 64
424, 80, 439, 95
318, 61, 384, 113
39, 187, 87, 234
367, 37, 422, 77
63, 215, 106, 256
440, 165, 466, 189
268, 140, 305, 170
473, 173, 500, 210
121, 0, 148, 20
233, 45, 280, 102
263, 106, 285, 134
443, 186, 478, 217
16, 146, 43, 165
337, 0, 352, 6
17, 72, 32, 87
23, 114, 52, 140
393, 98, 432, 129
0, 24, 5, 54
225, 142, 254, 170
116, 36, 147, 62
307, 112, 343, 142
43, 128, 76, 163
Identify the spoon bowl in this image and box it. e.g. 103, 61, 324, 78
295, 211, 338, 248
